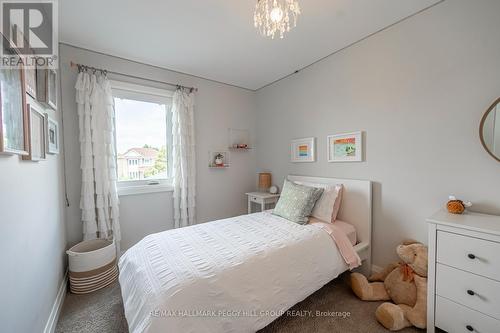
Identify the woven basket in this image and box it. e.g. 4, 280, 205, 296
66, 239, 118, 294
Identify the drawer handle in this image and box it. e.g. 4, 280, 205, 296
466, 325, 474, 331
467, 253, 476, 259
467, 289, 475, 296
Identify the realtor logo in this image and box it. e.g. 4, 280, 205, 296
1, 0, 58, 68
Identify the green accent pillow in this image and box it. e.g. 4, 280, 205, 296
272, 180, 324, 224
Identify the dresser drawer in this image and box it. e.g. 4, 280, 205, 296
436, 264, 500, 320
435, 296, 500, 333
437, 231, 500, 281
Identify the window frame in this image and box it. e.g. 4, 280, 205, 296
110, 80, 174, 196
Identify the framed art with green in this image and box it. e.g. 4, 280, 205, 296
327, 131, 363, 162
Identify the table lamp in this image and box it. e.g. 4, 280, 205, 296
258, 173, 272, 192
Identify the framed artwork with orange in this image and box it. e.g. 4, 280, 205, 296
328, 131, 363, 162
291, 137, 315, 163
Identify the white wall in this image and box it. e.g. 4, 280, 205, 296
0, 95, 66, 332
59, 44, 257, 250
255, 0, 500, 266
5, 5, 500, 330
3, 2, 499, 331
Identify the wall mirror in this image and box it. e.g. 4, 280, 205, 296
480, 98, 500, 162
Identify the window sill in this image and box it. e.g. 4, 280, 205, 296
118, 184, 174, 197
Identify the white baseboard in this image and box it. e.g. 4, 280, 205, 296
371, 264, 384, 274
44, 271, 67, 333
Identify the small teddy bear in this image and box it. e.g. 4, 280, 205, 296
350, 240, 428, 331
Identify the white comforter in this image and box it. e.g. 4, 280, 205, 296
119, 212, 348, 333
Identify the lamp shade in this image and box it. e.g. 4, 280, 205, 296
258, 173, 272, 191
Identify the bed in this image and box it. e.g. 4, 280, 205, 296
119, 175, 372, 333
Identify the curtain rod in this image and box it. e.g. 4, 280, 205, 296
69, 61, 198, 92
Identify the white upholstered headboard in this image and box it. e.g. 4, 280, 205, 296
287, 175, 372, 267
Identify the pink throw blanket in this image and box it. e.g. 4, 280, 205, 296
309, 220, 362, 270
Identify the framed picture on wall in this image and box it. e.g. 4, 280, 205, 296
291, 137, 315, 162
45, 114, 59, 154
14, 27, 37, 98
327, 131, 363, 162
0, 37, 29, 156
24, 61, 37, 98
22, 104, 46, 161
36, 68, 57, 110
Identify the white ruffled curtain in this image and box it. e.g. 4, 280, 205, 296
75, 71, 120, 250
172, 88, 196, 228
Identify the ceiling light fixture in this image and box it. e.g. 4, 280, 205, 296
254, 0, 301, 39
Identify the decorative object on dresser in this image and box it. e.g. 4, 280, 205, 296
479, 97, 500, 162
258, 172, 272, 192
427, 210, 500, 333
208, 150, 229, 168
22, 104, 46, 161
291, 137, 315, 162
45, 114, 59, 154
0, 45, 29, 156
351, 240, 428, 331
36, 68, 57, 110
446, 195, 472, 214
269, 185, 279, 194
246, 191, 280, 214
327, 131, 363, 162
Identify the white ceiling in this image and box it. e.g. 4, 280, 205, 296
60, 0, 441, 90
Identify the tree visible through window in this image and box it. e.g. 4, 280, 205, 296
114, 96, 170, 182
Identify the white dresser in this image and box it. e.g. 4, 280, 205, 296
427, 210, 500, 333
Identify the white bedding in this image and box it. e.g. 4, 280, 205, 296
119, 211, 349, 333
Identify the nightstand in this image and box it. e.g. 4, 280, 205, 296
246, 192, 280, 214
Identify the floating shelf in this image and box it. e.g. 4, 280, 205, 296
209, 165, 230, 168
208, 150, 230, 169
228, 147, 253, 151
228, 128, 251, 150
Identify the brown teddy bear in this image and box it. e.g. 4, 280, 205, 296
350, 240, 428, 331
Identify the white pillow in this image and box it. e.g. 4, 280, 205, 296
293, 181, 343, 223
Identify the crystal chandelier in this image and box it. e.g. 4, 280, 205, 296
254, 0, 301, 39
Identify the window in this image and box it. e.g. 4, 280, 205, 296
111, 81, 173, 195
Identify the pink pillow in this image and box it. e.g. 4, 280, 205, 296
293, 181, 343, 223
329, 184, 343, 222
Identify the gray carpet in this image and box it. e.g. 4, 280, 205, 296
56, 273, 424, 333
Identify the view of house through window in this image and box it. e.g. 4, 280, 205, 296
114, 96, 169, 182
